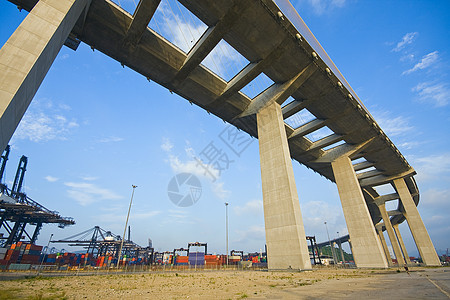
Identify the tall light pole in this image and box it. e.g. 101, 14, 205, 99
117, 185, 137, 269
324, 221, 337, 265
225, 202, 229, 267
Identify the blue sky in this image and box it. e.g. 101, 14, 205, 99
0, 0, 449, 257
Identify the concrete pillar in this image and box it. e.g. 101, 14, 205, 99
257, 101, 311, 270
0, 0, 89, 151
331, 156, 388, 268
338, 241, 345, 263
393, 224, 412, 265
393, 178, 440, 266
376, 227, 393, 267
378, 203, 405, 265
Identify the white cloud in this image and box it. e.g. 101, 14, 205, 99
132, 210, 162, 219
421, 189, 450, 206
81, 176, 98, 181
392, 32, 418, 52
98, 136, 124, 143
44, 175, 59, 182
301, 200, 345, 232
64, 181, 122, 206
234, 199, 263, 217
161, 137, 174, 152
413, 82, 449, 107
234, 225, 265, 243
11, 99, 79, 144
305, 0, 347, 15
372, 111, 413, 137
402, 51, 438, 75
409, 153, 450, 182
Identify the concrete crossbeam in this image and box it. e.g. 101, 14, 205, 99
359, 169, 416, 187
313, 138, 374, 164
288, 118, 326, 139
393, 224, 412, 265
171, 1, 245, 85
257, 101, 311, 270
281, 99, 308, 119
307, 133, 343, 152
394, 178, 440, 266
374, 193, 399, 205
378, 203, 405, 265
239, 63, 316, 118
0, 0, 89, 152
353, 161, 375, 172
387, 210, 402, 217
218, 38, 289, 100
356, 169, 384, 180
331, 156, 388, 268
122, 0, 160, 49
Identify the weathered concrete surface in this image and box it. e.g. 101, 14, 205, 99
378, 203, 405, 265
0, 0, 89, 152
257, 101, 311, 270
394, 178, 441, 266
267, 268, 450, 299
377, 226, 394, 267
394, 223, 412, 265
332, 155, 387, 268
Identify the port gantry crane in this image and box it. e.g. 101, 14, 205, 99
0, 146, 75, 247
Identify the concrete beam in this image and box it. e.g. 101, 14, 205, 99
122, 0, 160, 50
374, 193, 399, 206
356, 169, 384, 180
0, 0, 90, 152
359, 169, 416, 187
171, 1, 245, 86
257, 101, 311, 270
376, 226, 393, 267
387, 210, 402, 217
394, 178, 440, 266
282, 99, 308, 119
238, 63, 316, 118
331, 155, 388, 268
378, 203, 405, 265
288, 118, 326, 139
353, 161, 375, 172
307, 133, 343, 152
393, 224, 412, 265
219, 38, 289, 100
312, 138, 375, 164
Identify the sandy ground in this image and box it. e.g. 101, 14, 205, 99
0, 267, 449, 299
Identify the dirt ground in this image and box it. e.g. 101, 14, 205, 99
0, 266, 449, 299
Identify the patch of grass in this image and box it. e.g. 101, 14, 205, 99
0, 288, 23, 300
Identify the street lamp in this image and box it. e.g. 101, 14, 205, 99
225, 202, 229, 267
117, 185, 137, 269
324, 221, 337, 266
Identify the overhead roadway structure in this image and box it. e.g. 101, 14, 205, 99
0, 0, 440, 269
0, 146, 75, 246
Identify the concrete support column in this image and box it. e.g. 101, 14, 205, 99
331, 156, 387, 268
257, 101, 311, 270
378, 203, 405, 265
0, 0, 90, 151
393, 224, 411, 265
393, 178, 440, 266
376, 227, 393, 267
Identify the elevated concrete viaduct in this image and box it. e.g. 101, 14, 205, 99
0, 0, 441, 269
